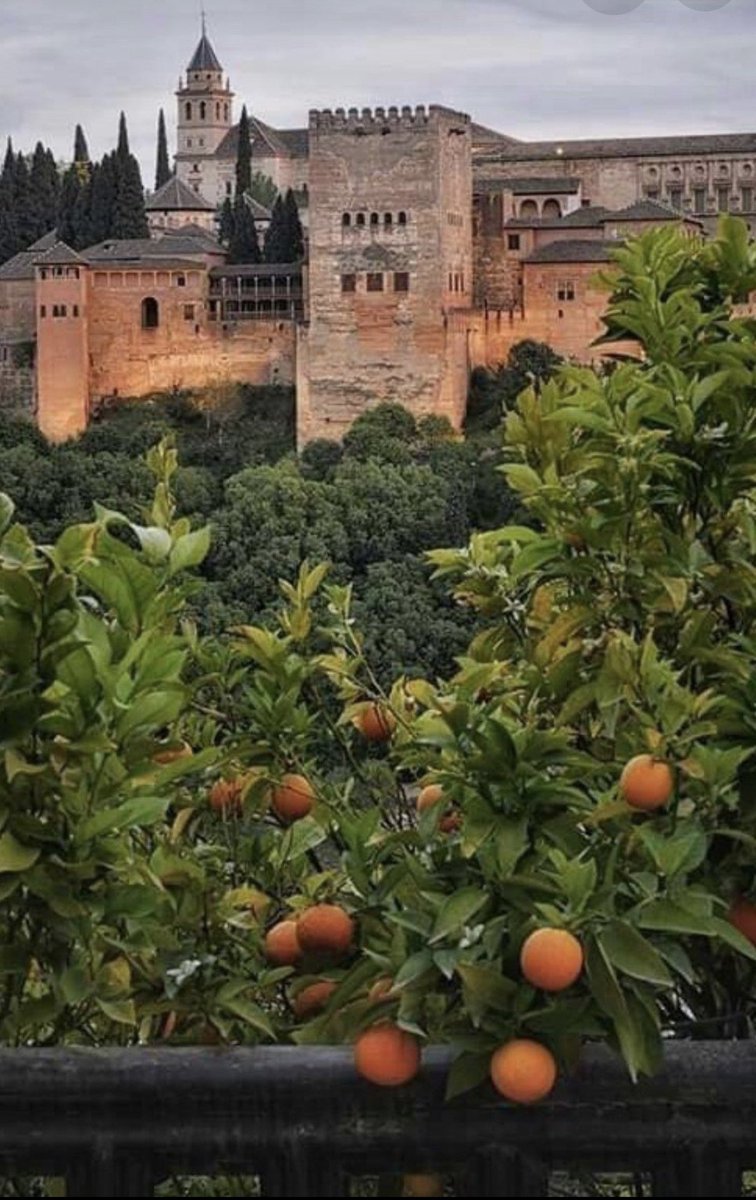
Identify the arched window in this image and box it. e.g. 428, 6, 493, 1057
342, 212, 351, 227
356, 213, 366, 227
141, 297, 159, 329
398, 211, 407, 225
224, 103, 229, 121
185, 102, 192, 121
384, 212, 393, 226
370, 212, 379, 226
216, 103, 221, 120
542, 199, 562, 219
519, 199, 539, 219
200, 101, 207, 121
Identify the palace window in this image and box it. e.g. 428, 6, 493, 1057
718, 186, 730, 212
743, 186, 753, 211
398, 211, 407, 225
356, 213, 366, 227
224, 103, 229, 121
668, 188, 683, 210
508, 234, 521, 251
176, 275, 186, 287
342, 212, 351, 227
384, 212, 393, 226
216, 103, 221, 120
185, 103, 192, 121
645, 188, 659, 200
557, 281, 575, 302
693, 188, 706, 213
200, 102, 207, 121
341, 274, 357, 293
394, 272, 409, 292
141, 297, 159, 329
542, 199, 561, 219
366, 272, 384, 292
519, 199, 539, 219
370, 212, 379, 226
187, 139, 193, 148
73, 305, 79, 318
184, 304, 195, 321
226, 181, 233, 196
39, 306, 46, 318
52, 304, 67, 318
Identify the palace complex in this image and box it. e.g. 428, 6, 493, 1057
1, 23, 754, 445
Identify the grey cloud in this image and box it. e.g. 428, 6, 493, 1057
0, 0, 753, 178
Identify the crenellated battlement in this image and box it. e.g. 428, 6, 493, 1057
309, 104, 470, 134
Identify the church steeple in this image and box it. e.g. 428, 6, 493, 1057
188, 15, 223, 74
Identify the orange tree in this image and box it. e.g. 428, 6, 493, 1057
4, 219, 756, 1106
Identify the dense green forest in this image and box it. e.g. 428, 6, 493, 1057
0, 341, 560, 683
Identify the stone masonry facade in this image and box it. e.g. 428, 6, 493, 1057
4, 25, 756, 445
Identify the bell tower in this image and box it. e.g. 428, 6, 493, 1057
175, 17, 234, 204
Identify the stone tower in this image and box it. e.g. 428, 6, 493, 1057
297, 104, 473, 447
35, 244, 89, 443
175, 20, 234, 205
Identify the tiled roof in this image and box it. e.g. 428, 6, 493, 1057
214, 114, 295, 162
34, 242, 86, 266
605, 198, 698, 223
84, 233, 222, 264
480, 131, 756, 164
277, 128, 309, 158
146, 176, 215, 212
0, 230, 62, 280
188, 33, 222, 73
524, 239, 617, 264
477, 176, 581, 195
471, 123, 520, 148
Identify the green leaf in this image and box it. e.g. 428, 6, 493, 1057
457, 963, 517, 1010
221, 996, 276, 1038
96, 998, 137, 1026
394, 950, 435, 988
0, 831, 40, 873
430, 888, 488, 944
0, 493, 15, 536
76, 797, 170, 841
445, 1051, 491, 1100
169, 527, 211, 576
637, 899, 716, 936
711, 917, 756, 963
599, 921, 673, 987
117, 689, 185, 738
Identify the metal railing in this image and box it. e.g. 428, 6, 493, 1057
0, 1042, 753, 1197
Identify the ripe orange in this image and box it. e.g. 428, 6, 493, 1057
358, 703, 397, 743
520, 928, 584, 992
417, 784, 445, 813
619, 755, 674, 812
490, 1039, 557, 1105
403, 1175, 444, 1197
264, 920, 302, 966
270, 773, 315, 824
209, 778, 244, 814
367, 976, 395, 1003
292, 980, 338, 1020
153, 742, 193, 766
417, 785, 461, 834
728, 898, 756, 945
354, 1023, 421, 1087
297, 904, 355, 957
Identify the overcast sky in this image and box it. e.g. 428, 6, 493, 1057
1, 0, 754, 179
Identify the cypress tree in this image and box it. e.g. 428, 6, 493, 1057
72, 170, 93, 248
228, 195, 260, 265
74, 124, 90, 165
29, 142, 60, 240
117, 112, 130, 159
13, 153, 35, 248
57, 166, 81, 246
218, 196, 235, 246
88, 155, 117, 244
283, 189, 304, 262
0, 140, 18, 261
263, 194, 287, 263
235, 105, 252, 197
155, 109, 171, 191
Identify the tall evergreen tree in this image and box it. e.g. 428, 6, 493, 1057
74, 124, 90, 166
29, 142, 60, 240
117, 112, 130, 159
228, 195, 260, 264
88, 155, 117, 244
57, 166, 81, 246
235, 106, 252, 197
72, 170, 93, 248
263, 194, 287, 263
218, 196, 235, 246
155, 109, 171, 191
283, 189, 305, 262
13, 153, 35, 248
0, 140, 18, 262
